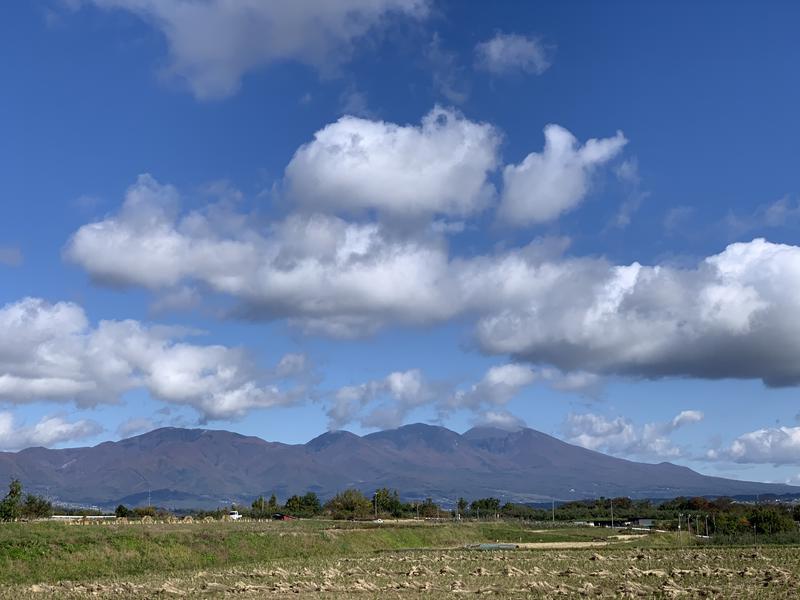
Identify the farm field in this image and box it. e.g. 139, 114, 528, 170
0, 520, 798, 598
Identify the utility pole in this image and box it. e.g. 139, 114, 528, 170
678, 514, 682, 545
610, 498, 614, 529
132, 469, 152, 511
552, 499, 555, 524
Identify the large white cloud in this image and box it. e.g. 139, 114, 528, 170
475, 238, 800, 386
66, 174, 460, 337
498, 124, 627, 225
710, 426, 800, 465
66, 171, 800, 387
564, 410, 703, 460
475, 32, 552, 76
76, 0, 429, 99
0, 412, 102, 452
285, 107, 501, 220
0, 297, 302, 420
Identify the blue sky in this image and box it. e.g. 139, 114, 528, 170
3, 0, 800, 486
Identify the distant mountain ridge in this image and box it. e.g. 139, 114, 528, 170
0, 423, 794, 509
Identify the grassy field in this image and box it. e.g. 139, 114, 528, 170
0, 519, 798, 597
0, 520, 618, 584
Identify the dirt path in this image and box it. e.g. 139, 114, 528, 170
610, 534, 646, 540
515, 540, 614, 549
515, 536, 643, 549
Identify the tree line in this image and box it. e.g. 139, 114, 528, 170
232, 489, 502, 520
499, 495, 800, 536
234, 489, 443, 520
0, 479, 53, 521
5, 477, 800, 537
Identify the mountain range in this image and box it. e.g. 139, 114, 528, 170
0, 424, 794, 509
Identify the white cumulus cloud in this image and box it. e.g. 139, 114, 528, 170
442, 364, 536, 414
498, 124, 627, 225
65, 170, 800, 388
0, 412, 102, 451
0, 297, 302, 421
475, 238, 800, 386
285, 107, 501, 221
564, 410, 704, 460
66, 174, 461, 337
710, 426, 800, 465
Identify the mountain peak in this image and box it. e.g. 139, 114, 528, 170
119, 427, 208, 446
306, 429, 361, 451
368, 422, 456, 435
364, 422, 461, 452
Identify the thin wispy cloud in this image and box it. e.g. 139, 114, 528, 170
71, 0, 430, 99
0, 246, 23, 267
475, 32, 552, 76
